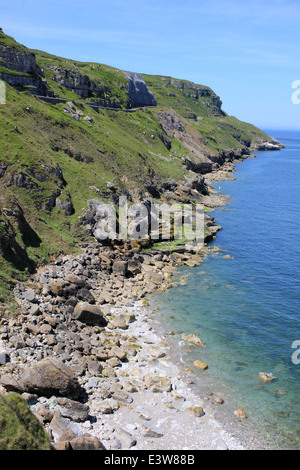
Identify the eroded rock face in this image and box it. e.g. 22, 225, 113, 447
0, 45, 44, 75
0, 42, 53, 97
20, 357, 82, 399
124, 71, 157, 108
48, 66, 111, 99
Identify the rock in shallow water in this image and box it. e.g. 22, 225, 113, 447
259, 372, 276, 383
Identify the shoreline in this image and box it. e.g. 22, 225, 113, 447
0, 154, 273, 450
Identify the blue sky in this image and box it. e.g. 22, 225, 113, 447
1, 0, 300, 130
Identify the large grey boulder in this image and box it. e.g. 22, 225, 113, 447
124, 71, 157, 108
73, 302, 107, 326
20, 357, 82, 399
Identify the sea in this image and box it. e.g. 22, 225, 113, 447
150, 130, 300, 450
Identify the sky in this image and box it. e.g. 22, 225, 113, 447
1, 0, 300, 130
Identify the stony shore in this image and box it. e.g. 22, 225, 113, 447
0, 159, 260, 451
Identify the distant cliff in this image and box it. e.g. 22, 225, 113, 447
0, 30, 157, 109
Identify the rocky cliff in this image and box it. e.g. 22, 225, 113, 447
124, 71, 157, 108
0, 28, 283, 302
0, 31, 157, 109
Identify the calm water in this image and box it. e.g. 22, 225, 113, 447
150, 130, 300, 449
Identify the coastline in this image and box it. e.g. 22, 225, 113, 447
0, 153, 275, 450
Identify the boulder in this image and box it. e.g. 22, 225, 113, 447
144, 270, 164, 285
112, 260, 128, 276
234, 408, 247, 419
20, 357, 82, 399
49, 278, 67, 297
124, 71, 157, 108
55, 397, 90, 422
73, 302, 107, 326
115, 428, 136, 448
49, 413, 82, 442
193, 360, 208, 370
144, 374, 172, 392
258, 372, 276, 383
181, 333, 205, 347
69, 435, 106, 450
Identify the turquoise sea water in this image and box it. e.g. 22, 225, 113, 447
150, 130, 300, 449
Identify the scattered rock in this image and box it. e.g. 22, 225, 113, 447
259, 372, 276, 383
181, 333, 205, 347
188, 406, 205, 417
69, 435, 106, 450
234, 408, 247, 419
55, 397, 90, 422
144, 374, 172, 393
213, 397, 224, 405
115, 428, 137, 448
141, 423, 164, 438
193, 360, 208, 370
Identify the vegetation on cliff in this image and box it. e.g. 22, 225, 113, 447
0, 393, 52, 450
0, 28, 278, 303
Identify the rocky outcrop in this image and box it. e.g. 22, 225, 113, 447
0, 44, 44, 76
256, 141, 283, 151
0, 33, 53, 97
124, 71, 157, 108
43, 66, 157, 109
183, 157, 214, 174
157, 111, 185, 135
47, 65, 122, 104
0, 72, 51, 96
20, 357, 82, 399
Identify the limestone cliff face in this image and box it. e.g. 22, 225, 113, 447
168, 78, 224, 116
0, 72, 50, 96
42, 66, 157, 109
0, 29, 156, 109
0, 32, 52, 96
0, 45, 44, 76
124, 71, 157, 108
47, 65, 115, 100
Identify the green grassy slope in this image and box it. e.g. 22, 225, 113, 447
0, 394, 52, 450
0, 29, 277, 303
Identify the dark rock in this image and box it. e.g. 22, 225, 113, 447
127, 259, 142, 276
55, 397, 90, 422
76, 288, 95, 304
160, 178, 178, 192
112, 260, 128, 276
73, 302, 107, 326
187, 175, 208, 194
0, 353, 10, 365
20, 357, 82, 399
183, 157, 213, 174
69, 435, 106, 450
